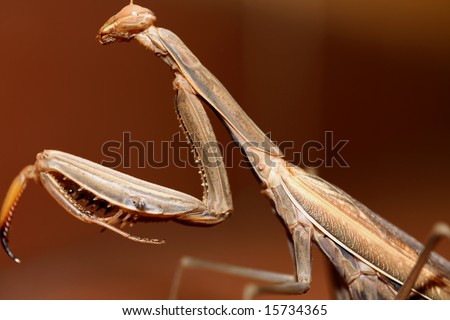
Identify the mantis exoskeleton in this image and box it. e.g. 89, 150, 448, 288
1, 1, 449, 299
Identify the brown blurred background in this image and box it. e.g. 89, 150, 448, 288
0, 0, 449, 299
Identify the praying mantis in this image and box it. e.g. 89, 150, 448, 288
1, 1, 449, 299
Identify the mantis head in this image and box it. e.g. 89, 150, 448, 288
97, 1, 156, 44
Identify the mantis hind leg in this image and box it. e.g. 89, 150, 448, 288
169, 256, 296, 299
170, 224, 313, 299
395, 222, 450, 299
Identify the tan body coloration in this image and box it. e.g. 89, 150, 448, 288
1, 1, 449, 299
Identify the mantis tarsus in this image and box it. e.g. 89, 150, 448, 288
1, 1, 449, 299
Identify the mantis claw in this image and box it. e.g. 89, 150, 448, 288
1, 231, 20, 264
1, 149, 222, 259
0, 165, 35, 263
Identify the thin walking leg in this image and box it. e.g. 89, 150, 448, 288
395, 222, 450, 299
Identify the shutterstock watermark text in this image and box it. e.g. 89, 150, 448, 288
101, 131, 349, 169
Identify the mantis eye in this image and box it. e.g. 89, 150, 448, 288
116, 3, 150, 19
115, 3, 156, 33
97, 1, 156, 44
